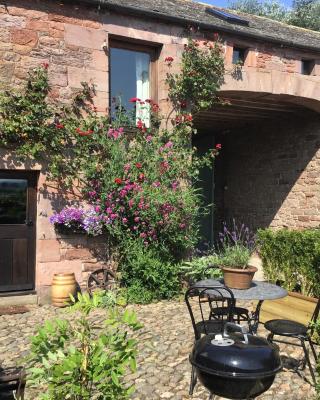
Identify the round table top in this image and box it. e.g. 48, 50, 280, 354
192, 279, 287, 301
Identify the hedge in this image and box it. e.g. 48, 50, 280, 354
257, 228, 320, 297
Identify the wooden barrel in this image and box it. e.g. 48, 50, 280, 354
51, 273, 77, 307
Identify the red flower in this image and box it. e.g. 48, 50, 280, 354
42, 62, 49, 69
215, 143, 222, 150
152, 103, 159, 112
138, 173, 145, 182
185, 114, 193, 122
165, 56, 174, 62
129, 97, 141, 103
136, 120, 144, 129
135, 162, 142, 169
76, 128, 93, 136
55, 123, 64, 129
114, 178, 122, 185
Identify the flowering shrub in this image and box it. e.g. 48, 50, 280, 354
50, 207, 104, 236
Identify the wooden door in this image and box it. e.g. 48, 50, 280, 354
0, 171, 37, 292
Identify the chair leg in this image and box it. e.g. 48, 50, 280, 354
300, 338, 317, 386
307, 336, 318, 363
267, 333, 274, 343
189, 365, 197, 395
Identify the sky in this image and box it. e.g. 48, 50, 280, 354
199, 0, 292, 9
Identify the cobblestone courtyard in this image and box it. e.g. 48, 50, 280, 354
0, 300, 316, 399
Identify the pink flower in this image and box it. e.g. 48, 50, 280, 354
152, 181, 161, 188
95, 206, 101, 212
129, 97, 141, 103
140, 232, 147, 238
110, 213, 118, 220
128, 199, 134, 208
134, 217, 140, 223
124, 163, 131, 172
122, 217, 128, 224
215, 143, 222, 150
165, 141, 173, 148
146, 135, 153, 142
171, 181, 179, 190
179, 223, 186, 229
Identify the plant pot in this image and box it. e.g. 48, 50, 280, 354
221, 266, 258, 290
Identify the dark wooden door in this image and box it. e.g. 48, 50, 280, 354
0, 171, 37, 292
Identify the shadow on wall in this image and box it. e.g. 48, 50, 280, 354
214, 115, 320, 232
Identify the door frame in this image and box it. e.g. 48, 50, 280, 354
0, 170, 37, 292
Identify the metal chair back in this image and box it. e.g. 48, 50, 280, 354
309, 297, 320, 335
185, 285, 235, 340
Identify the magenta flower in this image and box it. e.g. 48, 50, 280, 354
122, 217, 128, 224
165, 141, 173, 148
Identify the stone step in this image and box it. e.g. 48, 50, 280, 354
0, 294, 38, 307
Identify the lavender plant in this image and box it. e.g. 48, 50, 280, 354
217, 220, 256, 269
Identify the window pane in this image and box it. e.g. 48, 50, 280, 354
110, 47, 150, 115
0, 179, 27, 224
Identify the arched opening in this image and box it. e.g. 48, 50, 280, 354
193, 91, 320, 245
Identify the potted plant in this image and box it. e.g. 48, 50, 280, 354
217, 220, 257, 289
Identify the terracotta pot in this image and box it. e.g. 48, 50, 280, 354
221, 266, 258, 289
51, 273, 77, 307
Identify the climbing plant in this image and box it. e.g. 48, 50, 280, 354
166, 35, 225, 113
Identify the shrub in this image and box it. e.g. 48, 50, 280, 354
257, 228, 320, 297
27, 292, 141, 400
180, 254, 223, 283
120, 240, 181, 304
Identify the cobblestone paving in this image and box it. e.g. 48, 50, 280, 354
0, 300, 317, 399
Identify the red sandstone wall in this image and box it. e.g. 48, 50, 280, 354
220, 117, 320, 231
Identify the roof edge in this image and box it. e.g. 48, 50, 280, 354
66, 0, 320, 53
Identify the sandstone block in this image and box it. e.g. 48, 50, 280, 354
65, 248, 93, 260
68, 66, 108, 92
0, 14, 26, 28
65, 24, 106, 50
37, 239, 61, 262
36, 260, 83, 286
11, 28, 38, 47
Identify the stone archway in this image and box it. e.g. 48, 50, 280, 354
193, 74, 320, 242
221, 69, 320, 113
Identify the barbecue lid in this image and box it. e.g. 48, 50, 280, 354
190, 323, 282, 378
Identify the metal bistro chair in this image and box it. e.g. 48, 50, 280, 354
185, 285, 236, 395
265, 297, 320, 385
204, 265, 251, 325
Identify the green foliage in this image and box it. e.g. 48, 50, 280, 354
228, 0, 288, 21
166, 37, 225, 112
27, 292, 141, 400
218, 244, 251, 269
180, 254, 223, 282
120, 240, 181, 304
289, 0, 320, 31
257, 228, 320, 296
228, 0, 320, 32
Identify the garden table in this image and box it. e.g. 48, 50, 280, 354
192, 279, 288, 333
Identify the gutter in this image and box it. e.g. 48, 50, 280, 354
64, 0, 320, 53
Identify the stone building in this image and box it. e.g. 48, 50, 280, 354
0, 0, 319, 301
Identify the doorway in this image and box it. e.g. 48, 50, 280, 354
0, 171, 37, 292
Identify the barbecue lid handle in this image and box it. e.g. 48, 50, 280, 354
223, 322, 249, 344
